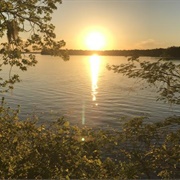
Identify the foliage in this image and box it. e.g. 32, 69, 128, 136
107, 56, 180, 104
162, 46, 180, 59
0, 98, 179, 179
0, 0, 69, 92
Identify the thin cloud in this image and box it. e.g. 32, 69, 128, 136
135, 39, 161, 49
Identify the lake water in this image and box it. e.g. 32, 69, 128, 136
2, 54, 180, 128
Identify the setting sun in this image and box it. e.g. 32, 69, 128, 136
85, 31, 106, 50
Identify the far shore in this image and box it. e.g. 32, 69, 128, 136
40, 46, 180, 59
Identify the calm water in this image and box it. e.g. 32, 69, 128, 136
2, 55, 180, 128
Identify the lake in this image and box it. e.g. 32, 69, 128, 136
2, 54, 180, 129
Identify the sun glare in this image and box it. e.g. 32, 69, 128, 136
85, 32, 106, 50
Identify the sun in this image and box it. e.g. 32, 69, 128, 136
85, 31, 106, 50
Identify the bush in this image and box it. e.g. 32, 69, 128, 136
0, 99, 179, 179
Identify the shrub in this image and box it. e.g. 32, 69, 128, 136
0, 99, 179, 179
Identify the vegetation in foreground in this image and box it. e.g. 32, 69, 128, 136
0, 99, 179, 179
0, 0, 69, 93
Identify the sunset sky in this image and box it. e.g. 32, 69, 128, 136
51, 0, 180, 50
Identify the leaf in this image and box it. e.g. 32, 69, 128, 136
63, 121, 69, 127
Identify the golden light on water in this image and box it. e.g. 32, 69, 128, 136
81, 54, 101, 126
89, 55, 101, 104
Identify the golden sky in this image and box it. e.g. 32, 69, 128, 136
51, 0, 180, 50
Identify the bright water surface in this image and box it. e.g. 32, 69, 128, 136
2, 55, 180, 128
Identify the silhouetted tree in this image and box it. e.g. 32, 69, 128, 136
0, 0, 69, 92
107, 56, 180, 104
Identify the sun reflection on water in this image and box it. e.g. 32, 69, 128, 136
81, 54, 101, 126
89, 54, 101, 104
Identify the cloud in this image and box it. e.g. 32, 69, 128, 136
135, 39, 160, 49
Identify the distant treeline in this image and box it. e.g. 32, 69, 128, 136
41, 46, 180, 58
